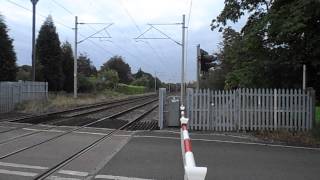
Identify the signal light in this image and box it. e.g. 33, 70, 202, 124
199, 49, 217, 73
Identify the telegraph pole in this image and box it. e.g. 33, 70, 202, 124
303, 64, 306, 90
31, 0, 39, 81
196, 44, 200, 90
74, 16, 78, 98
154, 72, 157, 93
181, 14, 186, 105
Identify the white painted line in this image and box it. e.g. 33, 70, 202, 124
22, 127, 116, 136
58, 170, 88, 177
133, 135, 320, 151
0, 168, 37, 177
72, 131, 108, 136
0, 161, 48, 170
155, 130, 253, 140
47, 175, 81, 180
95, 174, 154, 180
0, 161, 89, 177
113, 134, 133, 137
23, 128, 65, 133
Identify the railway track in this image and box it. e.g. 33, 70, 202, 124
0, 97, 158, 159
0, 94, 159, 179
0, 97, 158, 179
0, 93, 155, 123
0, 94, 156, 134
0, 94, 157, 147
35, 104, 158, 179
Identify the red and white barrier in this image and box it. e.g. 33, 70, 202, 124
180, 105, 207, 180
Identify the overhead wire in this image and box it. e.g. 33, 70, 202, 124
47, 0, 114, 57
6, 0, 114, 58
6, 0, 74, 29
72, 0, 157, 73
6, 0, 168, 81
52, 0, 74, 16
185, 0, 193, 83
119, 0, 168, 70
87, 1, 157, 72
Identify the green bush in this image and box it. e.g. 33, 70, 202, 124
78, 75, 95, 93
316, 106, 320, 124
116, 83, 145, 95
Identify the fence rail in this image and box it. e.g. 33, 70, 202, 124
0, 81, 48, 113
186, 88, 316, 131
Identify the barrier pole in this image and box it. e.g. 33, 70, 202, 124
180, 105, 207, 180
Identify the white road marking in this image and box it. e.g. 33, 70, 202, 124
58, 170, 88, 177
23, 128, 65, 133
0, 161, 89, 177
22, 128, 114, 136
155, 130, 254, 140
133, 135, 320, 151
0, 169, 37, 177
47, 176, 81, 180
113, 134, 132, 137
0, 161, 48, 170
23, 127, 136, 137
95, 174, 154, 180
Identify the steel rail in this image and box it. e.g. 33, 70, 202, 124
0, 95, 155, 134
0, 96, 155, 146
1, 94, 155, 123
0, 98, 158, 160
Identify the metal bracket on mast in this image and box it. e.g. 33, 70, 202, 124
77, 23, 113, 44
134, 23, 183, 46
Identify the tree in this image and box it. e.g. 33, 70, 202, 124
210, 0, 320, 100
61, 41, 74, 92
132, 68, 160, 90
98, 69, 119, 89
131, 75, 150, 87
78, 53, 97, 77
36, 15, 64, 91
101, 56, 132, 83
16, 65, 32, 81
0, 14, 17, 81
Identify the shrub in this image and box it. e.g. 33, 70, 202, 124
78, 75, 95, 93
98, 69, 119, 89
116, 83, 145, 95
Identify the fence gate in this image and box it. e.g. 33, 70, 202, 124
186, 88, 316, 132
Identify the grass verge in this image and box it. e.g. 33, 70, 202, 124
116, 83, 145, 95
255, 130, 320, 147
15, 90, 127, 114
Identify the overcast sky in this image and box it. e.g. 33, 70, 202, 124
1, 0, 245, 83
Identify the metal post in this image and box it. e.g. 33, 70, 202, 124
74, 16, 78, 98
181, 14, 186, 106
303, 64, 306, 91
154, 72, 157, 93
31, 0, 38, 81
196, 44, 200, 90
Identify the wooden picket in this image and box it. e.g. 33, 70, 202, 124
186, 88, 315, 131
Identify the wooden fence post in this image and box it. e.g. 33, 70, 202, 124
309, 88, 316, 129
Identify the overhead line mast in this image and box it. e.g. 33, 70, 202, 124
135, 15, 187, 105
74, 17, 113, 98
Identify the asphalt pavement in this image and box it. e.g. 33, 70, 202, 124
0, 122, 319, 180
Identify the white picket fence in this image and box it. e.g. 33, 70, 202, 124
186, 88, 316, 131
0, 81, 48, 113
